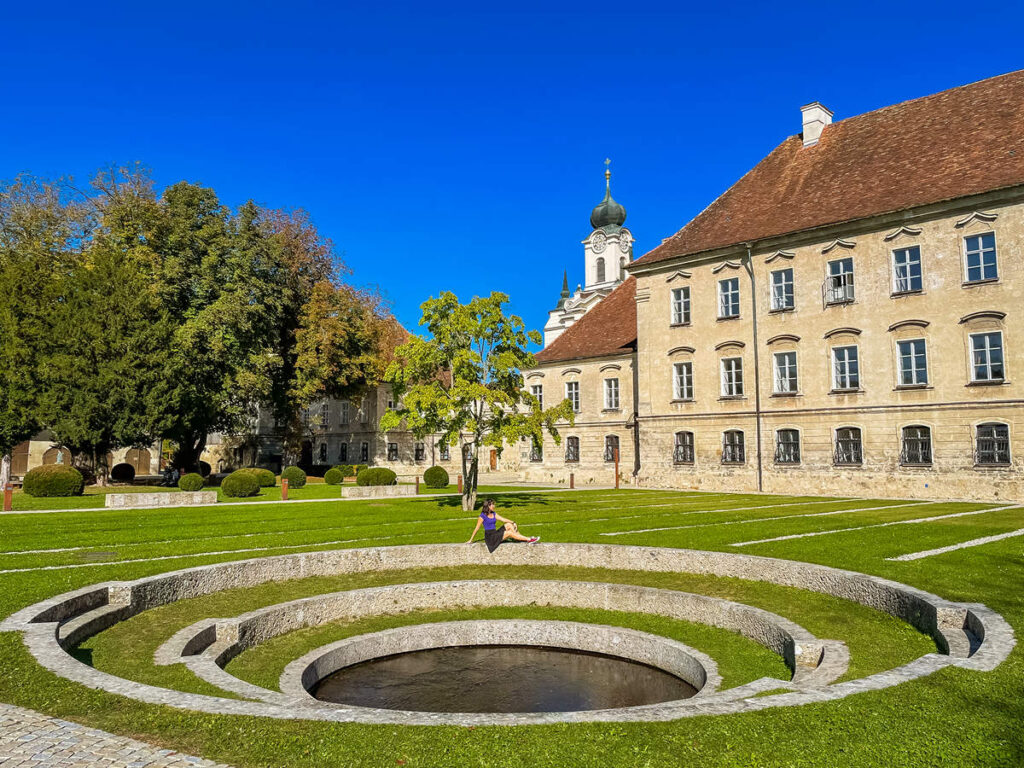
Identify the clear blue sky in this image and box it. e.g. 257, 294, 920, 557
2, 1, 1021, 337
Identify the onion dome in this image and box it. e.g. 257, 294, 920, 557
590, 166, 627, 230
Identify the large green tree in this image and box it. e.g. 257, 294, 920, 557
381, 291, 573, 510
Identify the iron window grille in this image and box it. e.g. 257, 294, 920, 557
674, 432, 695, 464
360, 442, 369, 462
604, 435, 620, 462
892, 246, 923, 293
565, 437, 580, 463
318, 443, 327, 463
900, 426, 932, 465
414, 443, 425, 462
834, 428, 863, 465
774, 429, 800, 464
530, 443, 543, 463
975, 423, 1010, 465
387, 443, 399, 461
722, 431, 745, 464
338, 443, 348, 463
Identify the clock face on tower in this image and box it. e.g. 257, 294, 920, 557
591, 231, 607, 253
618, 232, 631, 253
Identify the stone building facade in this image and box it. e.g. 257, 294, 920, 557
530, 70, 1024, 501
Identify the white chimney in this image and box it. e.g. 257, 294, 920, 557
800, 102, 833, 147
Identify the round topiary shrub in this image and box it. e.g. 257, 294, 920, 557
333, 464, 354, 478
356, 467, 397, 486
324, 467, 344, 485
281, 465, 307, 488
178, 473, 205, 492
23, 465, 85, 497
221, 469, 261, 498
423, 465, 449, 489
244, 468, 276, 487
109, 462, 135, 483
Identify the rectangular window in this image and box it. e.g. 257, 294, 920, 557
387, 443, 398, 461
604, 435, 620, 462
566, 381, 580, 412
671, 286, 691, 325
976, 423, 1010, 466
832, 346, 860, 391
901, 426, 932, 465
892, 246, 923, 293
720, 357, 744, 397
439, 442, 450, 461
826, 257, 855, 304
565, 436, 580, 463
722, 431, 745, 463
965, 233, 998, 283
970, 332, 1004, 382
340, 401, 350, 425
387, 396, 395, 410
897, 339, 928, 386
358, 402, 368, 423
773, 351, 798, 394
834, 427, 863, 465
360, 442, 369, 462
674, 431, 694, 464
319, 402, 330, 428
718, 278, 740, 319
530, 442, 543, 462
770, 268, 794, 311
530, 384, 543, 410
604, 378, 620, 410
318, 443, 327, 463
775, 429, 800, 464
414, 443, 425, 462
339, 443, 348, 463
673, 361, 693, 400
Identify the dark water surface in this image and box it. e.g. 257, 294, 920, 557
312, 645, 698, 712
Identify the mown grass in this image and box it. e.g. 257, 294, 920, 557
0, 488, 1021, 767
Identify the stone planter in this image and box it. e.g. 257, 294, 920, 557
104, 491, 218, 508
341, 485, 416, 499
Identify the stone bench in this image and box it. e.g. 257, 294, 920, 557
341, 485, 417, 499
104, 491, 218, 509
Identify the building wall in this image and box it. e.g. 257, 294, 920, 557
632, 193, 1024, 501
521, 353, 637, 486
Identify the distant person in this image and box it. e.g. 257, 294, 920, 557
466, 498, 539, 552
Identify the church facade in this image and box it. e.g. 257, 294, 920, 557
526, 70, 1024, 501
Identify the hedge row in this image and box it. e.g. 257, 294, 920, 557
356, 467, 397, 486
22, 465, 85, 497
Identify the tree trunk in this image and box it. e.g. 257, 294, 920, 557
0, 454, 10, 489
174, 434, 208, 472
93, 449, 108, 487
462, 454, 479, 511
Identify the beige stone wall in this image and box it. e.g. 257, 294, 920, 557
632, 194, 1024, 501
521, 353, 637, 486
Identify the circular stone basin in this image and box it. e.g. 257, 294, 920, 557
312, 644, 698, 713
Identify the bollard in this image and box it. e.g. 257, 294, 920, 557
570, 472, 575, 490
2, 484, 12, 512
281, 478, 289, 501
415, 477, 420, 495
614, 448, 620, 490
457, 474, 463, 494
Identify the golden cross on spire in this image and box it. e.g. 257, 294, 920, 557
604, 157, 611, 186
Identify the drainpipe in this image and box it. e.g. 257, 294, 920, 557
743, 243, 764, 493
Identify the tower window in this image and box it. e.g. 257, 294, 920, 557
596, 257, 606, 283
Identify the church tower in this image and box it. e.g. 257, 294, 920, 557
543, 161, 633, 347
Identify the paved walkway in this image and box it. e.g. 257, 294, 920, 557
0, 703, 231, 767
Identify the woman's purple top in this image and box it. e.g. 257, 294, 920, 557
481, 511, 497, 531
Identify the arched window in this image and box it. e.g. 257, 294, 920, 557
604, 435, 620, 462
596, 257, 606, 283
976, 423, 1010, 465
834, 427, 863, 465
900, 425, 932, 465
722, 430, 745, 464
674, 431, 694, 464
565, 436, 580, 463
775, 429, 800, 464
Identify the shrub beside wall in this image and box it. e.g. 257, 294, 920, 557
221, 469, 261, 498
324, 467, 344, 485
22, 465, 85, 497
281, 465, 307, 488
356, 467, 397, 486
244, 468, 277, 488
423, 466, 449, 489
178, 473, 205, 492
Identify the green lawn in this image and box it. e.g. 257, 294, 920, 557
0, 488, 1022, 767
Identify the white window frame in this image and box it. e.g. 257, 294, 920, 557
831, 345, 860, 391
340, 401, 350, 425
825, 257, 855, 304
964, 232, 998, 283
672, 361, 693, 401
892, 245, 923, 294
565, 381, 581, 412
773, 351, 798, 394
670, 286, 691, 325
969, 331, 1005, 382
718, 278, 740, 319
720, 357, 744, 397
603, 378, 620, 410
896, 338, 929, 387
530, 384, 543, 410
770, 268, 794, 311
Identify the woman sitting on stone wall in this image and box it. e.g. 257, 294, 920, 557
466, 498, 539, 552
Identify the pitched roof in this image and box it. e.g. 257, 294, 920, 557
634, 70, 1024, 269
534, 277, 637, 364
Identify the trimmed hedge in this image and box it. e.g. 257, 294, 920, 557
333, 464, 355, 478
178, 473, 205, 492
356, 467, 397, 486
353, 464, 368, 475
110, 463, 135, 483
22, 465, 85, 497
324, 467, 344, 485
423, 465, 449, 489
221, 469, 261, 498
244, 468, 276, 488
281, 465, 307, 488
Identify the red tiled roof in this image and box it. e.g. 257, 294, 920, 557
534, 277, 637, 364
634, 70, 1024, 268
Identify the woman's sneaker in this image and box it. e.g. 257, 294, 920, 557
528, 536, 540, 544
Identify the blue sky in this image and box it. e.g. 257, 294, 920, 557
2, 1, 1021, 338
